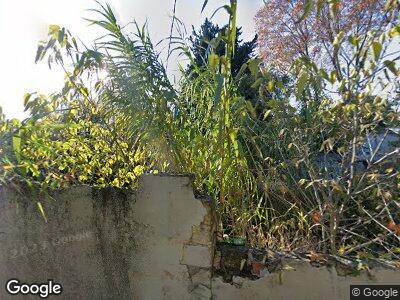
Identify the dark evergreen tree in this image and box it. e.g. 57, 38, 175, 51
188, 19, 257, 77
187, 19, 291, 120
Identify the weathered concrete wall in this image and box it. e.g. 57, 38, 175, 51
130, 175, 216, 299
0, 175, 216, 300
1, 174, 399, 300
212, 259, 400, 300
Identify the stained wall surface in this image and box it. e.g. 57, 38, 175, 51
212, 259, 400, 300
0, 175, 215, 300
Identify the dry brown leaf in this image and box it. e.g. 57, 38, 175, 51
307, 251, 328, 263
311, 211, 322, 224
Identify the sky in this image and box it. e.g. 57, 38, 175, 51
0, 0, 262, 119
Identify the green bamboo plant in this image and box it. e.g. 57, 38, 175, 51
84, 0, 259, 235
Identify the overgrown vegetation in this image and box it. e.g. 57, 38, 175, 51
0, 0, 399, 259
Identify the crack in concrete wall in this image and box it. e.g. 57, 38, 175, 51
178, 197, 217, 299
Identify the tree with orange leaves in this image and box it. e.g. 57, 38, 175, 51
255, 0, 398, 71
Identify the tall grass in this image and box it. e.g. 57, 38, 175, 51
89, 1, 264, 238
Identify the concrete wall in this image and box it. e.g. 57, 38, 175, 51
0, 174, 399, 300
0, 175, 216, 300
131, 175, 216, 299
212, 259, 400, 300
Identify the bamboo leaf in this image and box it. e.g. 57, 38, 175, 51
37, 202, 48, 223
201, 0, 209, 13
214, 74, 224, 106
35, 45, 45, 63
263, 110, 272, 120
